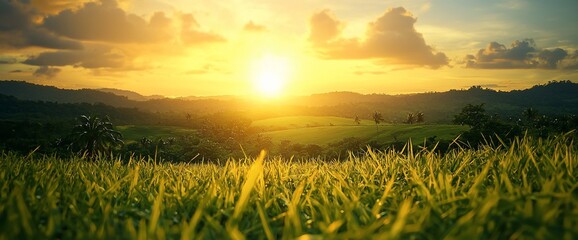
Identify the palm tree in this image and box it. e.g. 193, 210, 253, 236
406, 113, 416, 124
372, 112, 384, 131
354, 115, 361, 125
523, 108, 538, 121
69, 115, 123, 159
416, 112, 424, 123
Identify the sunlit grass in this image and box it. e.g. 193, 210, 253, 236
116, 125, 197, 143
262, 124, 468, 145
0, 135, 577, 239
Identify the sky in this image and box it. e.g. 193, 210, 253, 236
1, 0, 577, 97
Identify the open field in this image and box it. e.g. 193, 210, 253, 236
252, 116, 377, 130
117, 125, 197, 143
253, 116, 468, 145
116, 116, 468, 146
1, 135, 576, 239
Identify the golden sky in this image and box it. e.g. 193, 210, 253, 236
1, 0, 577, 97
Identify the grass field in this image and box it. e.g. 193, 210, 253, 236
116, 116, 468, 146
1, 135, 576, 239
252, 116, 377, 130
253, 116, 468, 145
117, 125, 196, 143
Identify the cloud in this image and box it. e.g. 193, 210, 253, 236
42, 1, 173, 43
180, 14, 225, 45
465, 39, 578, 69
23, 46, 125, 69
0, 0, 83, 49
536, 48, 568, 69
308, 7, 448, 68
559, 50, 578, 70
33, 65, 61, 78
28, 0, 92, 14
308, 9, 343, 45
243, 21, 267, 32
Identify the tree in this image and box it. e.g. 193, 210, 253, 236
68, 115, 123, 159
354, 115, 361, 125
372, 112, 384, 131
405, 113, 416, 124
453, 103, 489, 129
523, 108, 538, 121
416, 112, 424, 123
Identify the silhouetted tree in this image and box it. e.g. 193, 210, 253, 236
405, 113, 416, 124
354, 115, 361, 125
140, 137, 152, 148
372, 112, 384, 131
453, 104, 489, 129
453, 104, 524, 147
68, 115, 123, 159
523, 108, 538, 120
416, 112, 424, 123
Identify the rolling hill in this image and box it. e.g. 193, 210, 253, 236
252, 116, 468, 145
1, 80, 577, 123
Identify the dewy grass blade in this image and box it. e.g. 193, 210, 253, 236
0, 135, 576, 239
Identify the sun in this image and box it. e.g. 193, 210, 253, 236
251, 54, 291, 98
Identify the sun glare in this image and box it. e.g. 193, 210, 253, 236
251, 54, 290, 98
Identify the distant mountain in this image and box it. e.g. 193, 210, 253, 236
1, 80, 577, 123
98, 88, 164, 101
0, 94, 158, 125
0, 80, 136, 108
0, 80, 243, 114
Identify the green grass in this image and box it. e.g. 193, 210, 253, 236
116, 125, 196, 142
262, 124, 468, 145
115, 116, 467, 146
1, 135, 577, 239
253, 116, 376, 130
253, 116, 468, 145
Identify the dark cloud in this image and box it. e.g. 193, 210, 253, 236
465, 39, 578, 69
243, 21, 267, 32
0, 0, 29, 32
180, 14, 225, 45
536, 48, 568, 69
33, 65, 61, 78
308, 7, 448, 68
27, 0, 89, 14
0, 0, 83, 49
560, 50, 578, 70
23, 28, 84, 49
42, 1, 172, 43
23, 46, 125, 68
